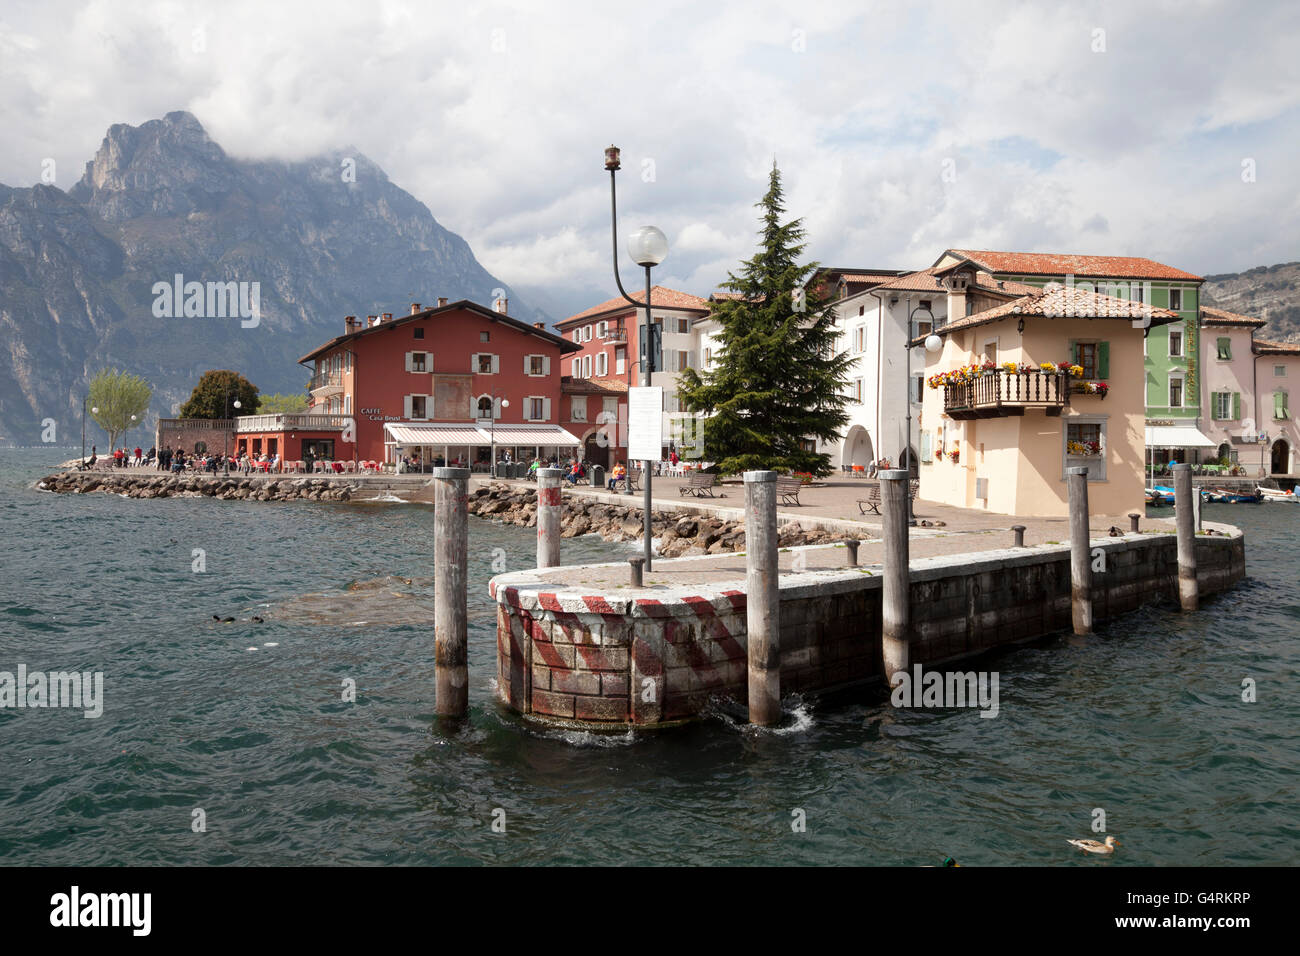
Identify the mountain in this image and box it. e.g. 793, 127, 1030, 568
1202, 261, 1300, 343
0, 111, 543, 444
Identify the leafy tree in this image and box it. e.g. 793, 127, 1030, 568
178, 370, 261, 419
88, 369, 152, 451
676, 164, 851, 476
257, 392, 308, 415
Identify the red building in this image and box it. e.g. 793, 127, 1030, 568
236, 298, 586, 469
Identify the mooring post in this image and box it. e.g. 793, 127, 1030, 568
1011, 524, 1026, 547
1129, 512, 1141, 533
1173, 463, 1198, 611
844, 539, 860, 566
433, 467, 470, 718
1067, 466, 1092, 635
536, 467, 563, 569
744, 470, 780, 726
628, 556, 644, 588
880, 468, 910, 680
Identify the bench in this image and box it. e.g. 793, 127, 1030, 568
857, 480, 919, 515
680, 471, 719, 497
776, 475, 804, 505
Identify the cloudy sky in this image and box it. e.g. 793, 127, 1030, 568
2, 0, 1298, 317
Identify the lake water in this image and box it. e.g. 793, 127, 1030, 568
1, 447, 1295, 865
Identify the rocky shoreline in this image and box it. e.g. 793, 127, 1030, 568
37, 472, 861, 557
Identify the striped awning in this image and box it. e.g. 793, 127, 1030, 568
382, 423, 581, 446
482, 425, 581, 445
383, 423, 487, 445
1145, 425, 1217, 449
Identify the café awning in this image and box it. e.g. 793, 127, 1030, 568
1144, 425, 1217, 449
484, 424, 581, 446
383, 423, 486, 445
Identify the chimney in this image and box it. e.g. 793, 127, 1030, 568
410, 302, 421, 314
367, 314, 378, 328
533, 322, 544, 329
494, 297, 509, 315
382, 312, 393, 323
345, 315, 357, 332
437, 297, 448, 308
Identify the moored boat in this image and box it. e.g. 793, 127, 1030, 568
1256, 485, 1300, 503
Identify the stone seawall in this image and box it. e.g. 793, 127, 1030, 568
39, 471, 363, 501
490, 529, 1247, 729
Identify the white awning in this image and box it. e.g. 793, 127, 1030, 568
1145, 425, 1217, 449
382, 422, 581, 446
485, 424, 581, 445
384, 423, 487, 445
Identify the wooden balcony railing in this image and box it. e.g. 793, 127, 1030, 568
943, 370, 1070, 419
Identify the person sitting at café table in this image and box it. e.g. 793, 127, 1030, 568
607, 462, 626, 490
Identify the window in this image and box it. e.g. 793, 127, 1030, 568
1065, 420, 1107, 481
597, 321, 607, 338
1169, 375, 1184, 407
675, 350, 693, 372
477, 353, 496, 374
1212, 392, 1239, 420
409, 395, 428, 419
583, 325, 593, 342
851, 378, 863, 403
1132, 283, 1145, 304
1076, 342, 1097, 379
572, 358, 580, 377
414, 328, 424, 339
411, 352, 427, 372
920, 431, 933, 463
858, 305, 865, 316
677, 318, 689, 334
913, 375, 924, 404
528, 355, 545, 376
1169, 329, 1183, 357
480, 331, 490, 343
571, 396, 587, 422
853, 326, 865, 353
596, 352, 608, 376
616, 348, 626, 375
1274, 391, 1290, 420
1169, 288, 1183, 311
1276, 365, 1287, 377
704, 347, 712, 368
582, 355, 592, 378
1217, 337, 1232, 360
529, 397, 545, 421
985, 340, 998, 365
477, 396, 493, 419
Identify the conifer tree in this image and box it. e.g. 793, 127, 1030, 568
676, 165, 851, 476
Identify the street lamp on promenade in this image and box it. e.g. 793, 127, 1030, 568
490, 396, 510, 475
223, 390, 241, 475
605, 144, 667, 570
905, 303, 942, 526
82, 401, 99, 466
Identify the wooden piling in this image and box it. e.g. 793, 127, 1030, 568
880, 468, 910, 680
1067, 466, 1092, 635
536, 467, 562, 569
433, 467, 470, 718
1173, 463, 1198, 611
744, 470, 780, 726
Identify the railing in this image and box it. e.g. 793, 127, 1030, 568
602, 325, 627, 343
235, 414, 351, 432
157, 418, 233, 430
309, 371, 343, 392
943, 370, 1070, 419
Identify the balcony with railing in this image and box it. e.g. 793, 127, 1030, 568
309, 370, 343, 395
942, 370, 1070, 420
235, 414, 352, 432
601, 323, 627, 344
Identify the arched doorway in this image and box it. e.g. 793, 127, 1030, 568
584, 431, 608, 469
1216, 442, 1231, 464
1272, 439, 1291, 474
842, 425, 873, 473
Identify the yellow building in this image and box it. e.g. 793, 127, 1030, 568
918, 283, 1179, 516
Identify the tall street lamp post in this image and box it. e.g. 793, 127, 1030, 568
905, 303, 943, 526
491, 395, 510, 476
223, 390, 242, 475
82, 400, 99, 466
605, 144, 667, 570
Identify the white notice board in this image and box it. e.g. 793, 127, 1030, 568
627, 386, 663, 462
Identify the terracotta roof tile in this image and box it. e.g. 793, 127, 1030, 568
1255, 339, 1300, 355
945, 249, 1202, 282
931, 282, 1180, 339
1201, 306, 1266, 328
559, 286, 708, 326
561, 376, 627, 394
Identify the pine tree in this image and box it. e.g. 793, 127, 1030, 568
676, 164, 851, 476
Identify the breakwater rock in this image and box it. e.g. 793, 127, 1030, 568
467, 482, 854, 558
38, 471, 360, 502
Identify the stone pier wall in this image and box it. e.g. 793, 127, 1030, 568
491, 530, 1246, 728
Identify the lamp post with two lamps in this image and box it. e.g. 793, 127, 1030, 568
604, 144, 667, 570
905, 303, 943, 526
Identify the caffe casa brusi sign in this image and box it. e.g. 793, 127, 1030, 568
360, 407, 401, 422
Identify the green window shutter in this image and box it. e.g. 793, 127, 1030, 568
1068, 340, 1077, 365
1274, 391, 1285, 419
1232, 392, 1241, 421
1097, 342, 1109, 379
1284, 393, 1291, 419
1217, 337, 1232, 360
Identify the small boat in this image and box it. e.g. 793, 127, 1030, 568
1256, 485, 1300, 503
1201, 488, 1261, 504
1145, 486, 1175, 506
